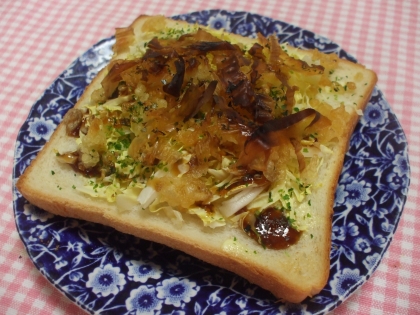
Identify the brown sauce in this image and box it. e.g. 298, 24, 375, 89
69, 126, 81, 138
70, 163, 102, 178
61, 152, 102, 178
242, 207, 301, 249
63, 109, 87, 137
196, 201, 214, 214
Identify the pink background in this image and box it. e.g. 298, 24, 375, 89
1, 0, 419, 314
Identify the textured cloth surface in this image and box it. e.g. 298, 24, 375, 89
1, 0, 419, 314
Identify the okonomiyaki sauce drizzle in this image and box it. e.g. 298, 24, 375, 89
243, 207, 302, 249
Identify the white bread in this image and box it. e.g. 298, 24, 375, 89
17, 15, 377, 303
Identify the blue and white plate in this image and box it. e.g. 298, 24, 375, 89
12, 10, 410, 315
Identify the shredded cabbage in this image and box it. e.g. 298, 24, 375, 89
218, 186, 266, 218
138, 186, 157, 209
188, 207, 226, 228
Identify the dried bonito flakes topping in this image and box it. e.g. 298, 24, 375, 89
59, 25, 354, 247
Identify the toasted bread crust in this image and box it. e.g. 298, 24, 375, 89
16, 15, 377, 303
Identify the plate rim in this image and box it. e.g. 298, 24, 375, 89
12, 9, 410, 315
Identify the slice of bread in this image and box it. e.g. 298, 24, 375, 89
17, 15, 377, 303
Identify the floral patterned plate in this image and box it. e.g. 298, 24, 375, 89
12, 10, 410, 315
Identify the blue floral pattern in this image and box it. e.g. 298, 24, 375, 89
156, 278, 199, 307
87, 264, 127, 297
12, 10, 410, 315
126, 285, 164, 314
127, 260, 162, 283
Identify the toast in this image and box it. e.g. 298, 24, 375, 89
16, 15, 377, 303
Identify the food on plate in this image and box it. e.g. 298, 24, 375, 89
17, 15, 377, 303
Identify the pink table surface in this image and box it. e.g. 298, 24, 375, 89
1, 0, 419, 314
